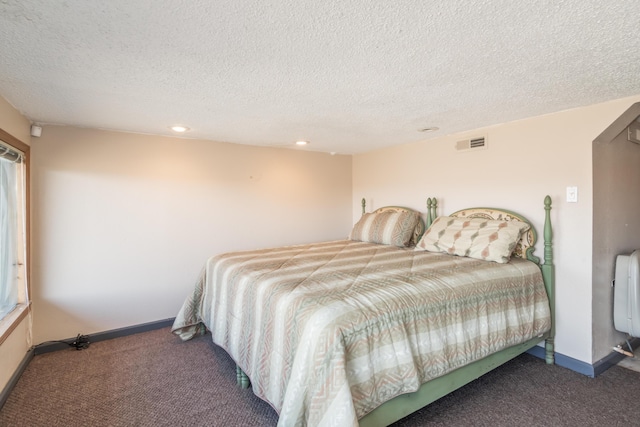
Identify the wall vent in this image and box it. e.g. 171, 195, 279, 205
456, 136, 487, 152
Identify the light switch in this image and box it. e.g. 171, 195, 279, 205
566, 186, 578, 203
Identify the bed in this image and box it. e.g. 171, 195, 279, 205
172, 196, 555, 426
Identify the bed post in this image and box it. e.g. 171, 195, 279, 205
236, 365, 251, 389
426, 197, 438, 228
361, 198, 366, 216
541, 195, 555, 364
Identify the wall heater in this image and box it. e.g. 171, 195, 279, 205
614, 250, 640, 337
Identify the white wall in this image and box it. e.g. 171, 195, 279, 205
0, 95, 31, 392
353, 94, 640, 364
31, 126, 352, 343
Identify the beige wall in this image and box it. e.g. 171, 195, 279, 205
354, 94, 640, 364
0, 317, 30, 392
0, 95, 31, 392
0, 96, 31, 143
5, 89, 640, 391
30, 126, 352, 343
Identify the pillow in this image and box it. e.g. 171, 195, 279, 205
415, 216, 530, 263
349, 211, 420, 247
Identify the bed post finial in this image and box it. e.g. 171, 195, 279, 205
425, 197, 433, 228
425, 197, 438, 228
361, 198, 366, 216
542, 195, 555, 365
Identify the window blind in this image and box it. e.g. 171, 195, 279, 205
0, 139, 23, 163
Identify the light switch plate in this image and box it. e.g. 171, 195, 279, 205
566, 186, 578, 203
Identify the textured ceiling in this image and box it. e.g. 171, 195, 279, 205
1, 1, 639, 154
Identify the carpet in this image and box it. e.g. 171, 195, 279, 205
2, 328, 640, 426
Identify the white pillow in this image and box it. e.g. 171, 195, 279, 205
415, 216, 530, 263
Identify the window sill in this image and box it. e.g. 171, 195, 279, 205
0, 303, 30, 346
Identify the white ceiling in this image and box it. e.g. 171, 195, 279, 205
1, 1, 639, 154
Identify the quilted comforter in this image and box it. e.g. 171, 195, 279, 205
172, 240, 551, 426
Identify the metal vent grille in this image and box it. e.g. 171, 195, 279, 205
456, 136, 487, 151
628, 120, 640, 144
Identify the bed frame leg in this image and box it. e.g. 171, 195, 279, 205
236, 365, 251, 389
545, 337, 555, 364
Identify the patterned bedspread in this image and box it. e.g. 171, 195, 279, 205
172, 240, 551, 427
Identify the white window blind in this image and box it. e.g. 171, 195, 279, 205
0, 139, 26, 321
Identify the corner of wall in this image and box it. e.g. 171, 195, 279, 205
0, 95, 31, 145
0, 92, 32, 393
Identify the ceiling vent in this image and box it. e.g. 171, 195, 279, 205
456, 136, 487, 152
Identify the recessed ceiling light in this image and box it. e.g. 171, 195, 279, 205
419, 127, 439, 133
170, 125, 190, 133
295, 140, 309, 146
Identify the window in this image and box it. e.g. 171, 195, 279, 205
0, 129, 29, 342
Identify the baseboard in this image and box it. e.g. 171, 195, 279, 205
33, 318, 175, 355
0, 317, 176, 411
592, 337, 640, 377
526, 346, 596, 377
527, 337, 640, 378
0, 347, 34, 410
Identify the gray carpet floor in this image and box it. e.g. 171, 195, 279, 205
1, 327, 639, 426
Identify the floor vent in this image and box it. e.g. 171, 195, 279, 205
456, 136, 487, 152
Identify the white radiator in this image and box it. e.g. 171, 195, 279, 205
614, 250, 640, 337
